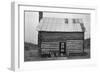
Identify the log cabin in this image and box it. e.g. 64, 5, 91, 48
37, 12, 85, 58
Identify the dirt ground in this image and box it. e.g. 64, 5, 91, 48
24, 45, 90, 61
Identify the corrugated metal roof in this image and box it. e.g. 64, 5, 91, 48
37, 17, 84, 32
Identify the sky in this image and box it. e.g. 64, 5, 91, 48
25, 11, 90, 44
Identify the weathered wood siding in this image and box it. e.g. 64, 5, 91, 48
66, 40, 83, 53
40, 42, 59, 52
38, 31, 84, 55
41, 42, 59, 49
39, 31, 84, 42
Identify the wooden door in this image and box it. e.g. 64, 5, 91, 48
59, 42, 66, 56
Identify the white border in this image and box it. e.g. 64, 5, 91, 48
11, 2, 97, 71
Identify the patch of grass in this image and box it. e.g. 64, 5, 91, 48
24, 39, 90, 61
24, 42, 40, 61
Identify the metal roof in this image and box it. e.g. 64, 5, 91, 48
37, 17, 85, 32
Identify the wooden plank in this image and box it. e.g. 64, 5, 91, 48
41, 48, 59, 51
41, 42, 59, 48
66, 40, 83, 53
68, 50, 82, 53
